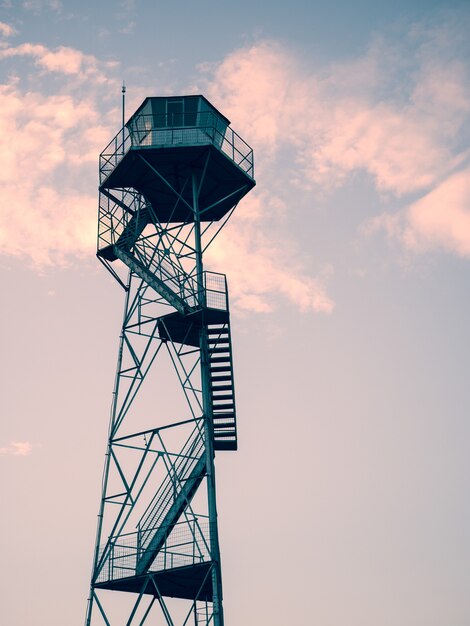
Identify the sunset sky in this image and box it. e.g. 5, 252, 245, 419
1, 1, 470, 625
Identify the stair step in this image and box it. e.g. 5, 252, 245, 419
214, 440, 237, 451
210, 356, 231, 364
211, 393, 233, 401
209, 343, 229, 350
213, 421, 235, 429
210, 384, 233, 392
210, 347, 230, 354
212, 402, 234, 410
207, 328, 229, 335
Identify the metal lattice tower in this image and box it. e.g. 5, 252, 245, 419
85, 95, 255, 626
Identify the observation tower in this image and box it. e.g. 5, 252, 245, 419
85, 95, 255, 626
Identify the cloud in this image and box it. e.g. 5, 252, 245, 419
0, 34, 334, 314
119, 21, 136, 35
22, 0, 62, 13
206, 202, 335, 315
0, 441, 34, 456
202, 44, 336, 313
3, 11, 469, 312
0, 47, 118, 267
0, 21, 16, 37
368, 169, 470, 258
0, 185, 96, 267
206, 34, 470, 196
206, 41, 300, 158
0, 43, 117, 83
203, 15, 470, 260
404, 170, 470, 256
120, 0, 136, 10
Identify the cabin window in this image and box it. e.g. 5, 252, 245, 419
184, 97, 198, 126
167, 98, 183, 126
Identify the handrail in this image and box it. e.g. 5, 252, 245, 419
97, 516, 210, 583
99, 111, 254, 184
138, 422, 204, 540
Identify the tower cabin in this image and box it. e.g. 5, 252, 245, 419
128, 95, 229, 150
99, 94, 255, 225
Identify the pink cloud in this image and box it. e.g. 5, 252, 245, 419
0, 42, 116, 83
205, 35, 469, 196
3, 19, 468, 308
203, 29, 470, 263
206, 41, 301, 157
203, 45, 336, 312
365, 169, 470, 259
0, 441, 34, 456
207, 230, 335, 315
300, 103, 461, 195
403, 169, 470, 256
205, 193, 335, 315
39, 45, 85, 74
0, 185, 96, 266
0, 21, 16, 37
0, 74, 110, 267
0, 39, 335, 314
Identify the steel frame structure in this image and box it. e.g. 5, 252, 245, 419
85, 96, 255, 626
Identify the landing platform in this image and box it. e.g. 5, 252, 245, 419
100, 144, 255, 223
158, 310, 229, 347
95, 561, 213, 601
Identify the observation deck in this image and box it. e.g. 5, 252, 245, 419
99, 95, 255, 223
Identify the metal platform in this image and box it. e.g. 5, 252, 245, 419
158, 310, 229, 347
101, 145, 254, 223
95, 562, 213, 601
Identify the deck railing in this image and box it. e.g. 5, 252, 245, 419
99, 111, 254, 184
97, 516, 210, 583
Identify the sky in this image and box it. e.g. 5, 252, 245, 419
1, 0, 470, 624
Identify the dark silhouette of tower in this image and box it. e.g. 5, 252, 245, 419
85, 95, 255, 626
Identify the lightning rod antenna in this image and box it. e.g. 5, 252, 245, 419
121, 81, 126, 134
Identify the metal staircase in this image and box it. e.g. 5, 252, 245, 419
114, 246, 197, 314
136, 426, 206, 575
208, 324, 237, 451
114, 206, 151, 253
157, 314, 238, 451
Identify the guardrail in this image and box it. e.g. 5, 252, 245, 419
97, 516, 210, 583
99, 111, 254, 184
203, 271, 228, 311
